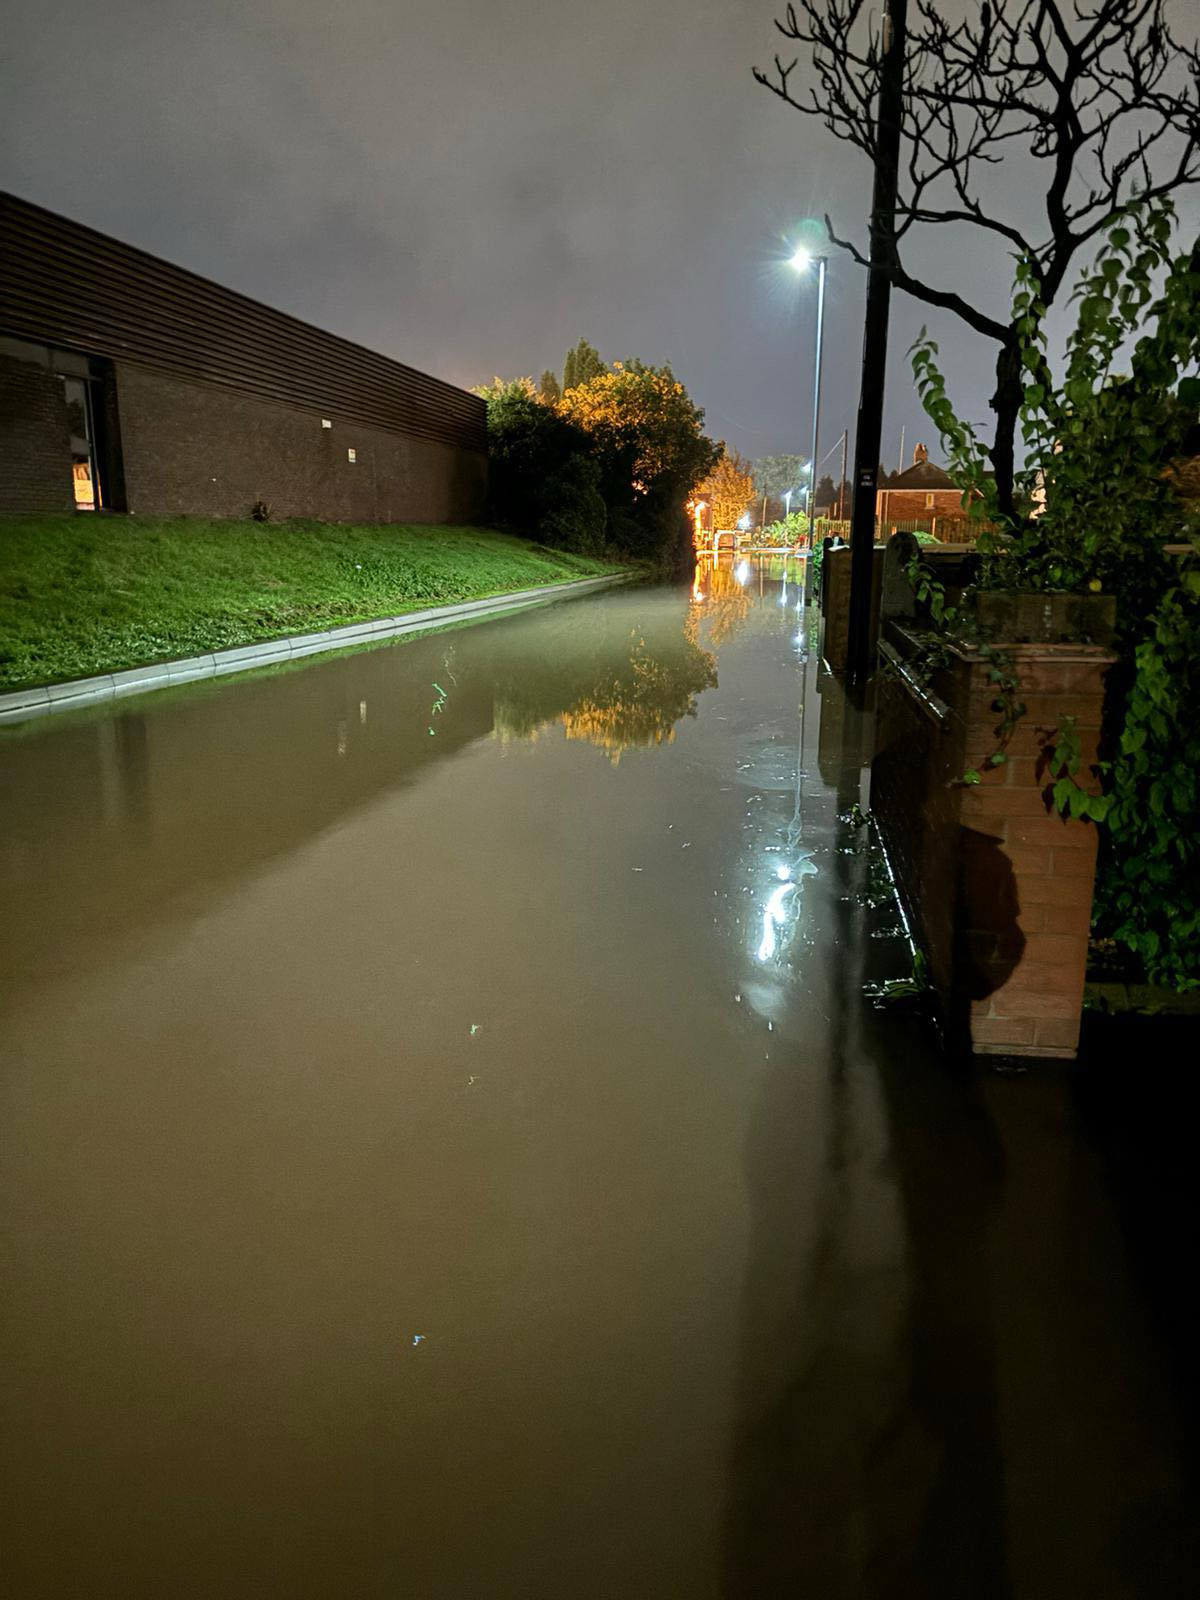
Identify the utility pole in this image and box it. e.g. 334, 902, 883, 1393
897, 424, 905, 473
844, 0, 908, 682
837, 428, 848, 521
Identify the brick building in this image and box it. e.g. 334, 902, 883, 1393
876, 443, 966, 530
0, 192, 486, 523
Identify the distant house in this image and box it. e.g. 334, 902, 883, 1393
876, 443, 968, 529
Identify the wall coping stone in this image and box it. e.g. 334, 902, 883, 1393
887, 620, 1117, 669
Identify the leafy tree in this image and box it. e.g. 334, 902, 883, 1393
475, 377, 606, 554
751, 454, 809, 497
559, 362, 720, 562
756, 0, 1200, 518
562, 338, 606, 393
698, 450, 756, 529
815, 473, 837, 508
539, 369, 561, 404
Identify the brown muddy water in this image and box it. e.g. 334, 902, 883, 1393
1, 561, 1195, 1597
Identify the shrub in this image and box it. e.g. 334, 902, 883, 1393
538, 453, 607, 556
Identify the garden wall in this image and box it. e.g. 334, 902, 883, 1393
872, 624, 1114, 1058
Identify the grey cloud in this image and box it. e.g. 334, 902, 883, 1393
3, 0, 1196, 464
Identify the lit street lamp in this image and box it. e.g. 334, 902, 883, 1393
789, 246, 828, 608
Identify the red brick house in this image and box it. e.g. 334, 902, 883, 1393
876, 443, 968, 530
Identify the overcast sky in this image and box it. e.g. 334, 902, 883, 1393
3, 0, 1197, 475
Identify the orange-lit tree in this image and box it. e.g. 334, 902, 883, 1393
559, 361, 720, 563
697, 451, 755, 530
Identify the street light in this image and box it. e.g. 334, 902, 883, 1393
789, 246, 828, 609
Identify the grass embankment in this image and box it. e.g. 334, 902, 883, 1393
0, 515, 626, 690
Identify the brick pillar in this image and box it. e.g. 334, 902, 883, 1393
822, 545, 884, 672
956, 643, 1116, 1059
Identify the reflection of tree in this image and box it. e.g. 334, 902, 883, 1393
560, 638, 717, 763
687, 561, 753, 649
492, 606, 717, 763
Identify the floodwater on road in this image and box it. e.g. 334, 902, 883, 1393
1, 561, 1195, 1598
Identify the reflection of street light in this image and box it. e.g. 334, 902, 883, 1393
789, 245, 828, 609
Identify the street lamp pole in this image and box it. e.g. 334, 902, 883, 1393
789, 248, 828, 611
804, 256, 827, 609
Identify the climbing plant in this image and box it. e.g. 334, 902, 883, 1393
908, 200, 1200, 988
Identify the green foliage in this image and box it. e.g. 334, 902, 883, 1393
1045, 717, 1112, 824
908, 199, 1200, 988
480, 360, 719, 568
1096, 572, 1200, 988
539, 369, 561, 404
0, 515, 623, 690
537, 452, 607, 557
911, 199, 1198, 609
751, 454, 808, 498
475, 377, 607, 553
559, 362, 720, 566
759, 510, 810, 547
562, 338, 606, 393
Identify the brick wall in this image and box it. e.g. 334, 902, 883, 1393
0, 350, 72, 513
871, 629, 1115, 1059
877, 488, 963, 525
115, 364, 487, 525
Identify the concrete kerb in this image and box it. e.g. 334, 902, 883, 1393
0, 573, 631, 725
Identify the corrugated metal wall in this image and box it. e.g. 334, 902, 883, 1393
0, 192, 485, 453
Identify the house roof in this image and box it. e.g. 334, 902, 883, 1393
886, 458, 957, 490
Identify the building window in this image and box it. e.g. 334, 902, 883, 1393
60, 374, 101, 511
925, 493, 935, 509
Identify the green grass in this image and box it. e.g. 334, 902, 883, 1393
0, 515, 627, 690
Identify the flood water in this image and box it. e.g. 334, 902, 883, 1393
1, 561, 1195, 1598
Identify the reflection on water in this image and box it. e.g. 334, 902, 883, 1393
494, 611, 717, 763
689, 560, 753, 649
1, 561, 1193, 1600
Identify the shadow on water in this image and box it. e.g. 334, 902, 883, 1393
722, 666, 1011, 1598
724, 648, 1196, 1597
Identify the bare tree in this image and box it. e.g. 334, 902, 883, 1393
755, 1, 1200, 516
